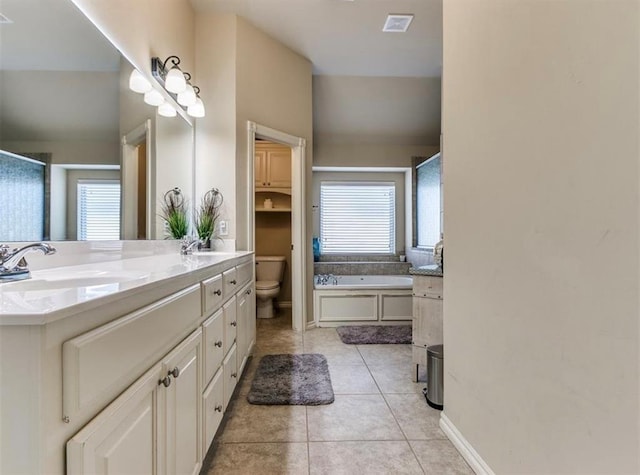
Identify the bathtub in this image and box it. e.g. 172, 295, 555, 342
313, 275, 413, 326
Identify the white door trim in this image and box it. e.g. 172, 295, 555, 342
121, 120, 153, 239
247, 121, 306, 332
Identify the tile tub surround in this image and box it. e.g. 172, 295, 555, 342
203, 312, 473, 475
315, 253, 412, 276
409, 264, 443, 277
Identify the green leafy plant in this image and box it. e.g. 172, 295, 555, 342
160, 187, 189, 239
195, 188, 223, 245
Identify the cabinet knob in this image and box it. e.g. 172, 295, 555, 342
262, 182, 266, 186
213, 289, 222, 296
246, 289, 252, 295
214, 340, 223, 348
169, 367, 180, 379
159, 376, 171, 388
231, 321, 237, 327
230, 279, 237, 285
215, 405, 223, 412
267, 182, 270, 186
231, 372, 237, 378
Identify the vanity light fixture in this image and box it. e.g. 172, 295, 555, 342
151, 56, 206, 118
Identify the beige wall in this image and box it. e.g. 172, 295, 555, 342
1, 141, 118, 166
314, 142, 439, 168
255, 212, 292, 304
443, 1, 639, 473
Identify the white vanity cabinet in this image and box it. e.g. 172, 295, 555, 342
411, 273, 443, 382
67, 328, 203, 475
0, 251, 254, 475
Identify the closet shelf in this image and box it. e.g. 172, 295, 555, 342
255, 207, 291, 212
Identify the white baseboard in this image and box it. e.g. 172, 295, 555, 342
305, 320, 317, 331
440, 412, 495, 475
277, 301, 292, 309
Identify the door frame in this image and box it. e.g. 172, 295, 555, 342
121, 120, 153, 239
246, 121, 307, 332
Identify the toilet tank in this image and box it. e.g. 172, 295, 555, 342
255, 256, 286, 282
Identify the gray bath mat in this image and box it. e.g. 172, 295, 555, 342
247, 354, 334, 405
337, 325, 412, 344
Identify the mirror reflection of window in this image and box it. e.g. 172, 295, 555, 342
77, 180, 121, 240
416, 154, 442, 248
0, 151, 45, 241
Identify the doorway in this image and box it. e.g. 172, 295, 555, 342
247, 121, 307, 332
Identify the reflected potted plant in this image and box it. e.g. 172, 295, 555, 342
195, 188, 223, 249
160, 187, 188, 239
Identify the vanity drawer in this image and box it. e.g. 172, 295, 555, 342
236, 260, 253, 288
202, 274, 223, 315
223, 296, 237, 355
202, 308, 224, 386
222, 268, 238, 299
412, 275, 443, 299
62, 284, 201, 421
202, 367, 224, 455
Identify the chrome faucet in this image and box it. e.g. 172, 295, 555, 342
0, 242, 56, 282
180, 237, 201, 255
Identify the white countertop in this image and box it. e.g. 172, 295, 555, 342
0, 251, 252, 326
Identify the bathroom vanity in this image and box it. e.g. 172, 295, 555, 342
410, 265, 443, 382
0, 250, 254, 474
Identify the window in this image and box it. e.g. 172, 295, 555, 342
320, 182, 395, 254
77, 180, 121, 240
416, 154, 442, 248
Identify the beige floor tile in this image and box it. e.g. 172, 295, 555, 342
410, 439, 475, 474
219, 397, 308, 443
328, 364, 380, 394
307, 394, 404, 441
368, 364, 427, 394
303, 327, 341, 345
308, 441, 424, 475
236, 357, 259, 396
253, 341, 306, 356
205, 442, 309, 475
357, 344, 412, 366
383, 393, 445, 440
303, 343, 365, 365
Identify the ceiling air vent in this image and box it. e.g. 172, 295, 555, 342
382, 14, 413, 33
0, 13, 13, 24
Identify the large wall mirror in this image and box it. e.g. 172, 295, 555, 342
0, 0, 194, 241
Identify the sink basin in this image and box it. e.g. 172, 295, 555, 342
1, 270, 149, 292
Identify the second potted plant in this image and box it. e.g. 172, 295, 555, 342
195, 188, 223, 249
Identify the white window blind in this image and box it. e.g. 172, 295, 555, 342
77, 180, 121, 240
320, 182, 395, 254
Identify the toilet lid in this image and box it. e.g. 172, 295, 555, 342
256, 280, 279, 290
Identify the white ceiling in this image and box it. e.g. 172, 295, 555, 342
190, 0, 443, 78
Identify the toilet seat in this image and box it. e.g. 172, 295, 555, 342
256, 280, 279, 291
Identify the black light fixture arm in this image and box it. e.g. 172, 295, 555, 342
161, 55, 181, 71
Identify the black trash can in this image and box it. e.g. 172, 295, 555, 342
426, 344, 444, 410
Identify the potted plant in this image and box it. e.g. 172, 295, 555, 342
195, 188, 223, 248
160, 187, 188, 239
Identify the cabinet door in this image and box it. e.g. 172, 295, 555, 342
67, 363, 162, 475
223, 296, 237, 355
223, 343, 238, 408
255, 151, 267, 187
266, 149, 291, 187
236, 283, 255, 374
160, 329, 202, 475
202, 367, 224, 456
412, 295, 443, 349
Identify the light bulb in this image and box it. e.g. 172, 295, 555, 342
144, 89, 165, 106
128, 69, 152, 93
177, 84, 197, 107
187, 97, 205, 118
158, 103, 177, 117
164, 67, 186, 93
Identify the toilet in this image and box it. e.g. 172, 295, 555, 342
255, 256, 286, 319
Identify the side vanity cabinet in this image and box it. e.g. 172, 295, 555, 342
411, 273, 443, 382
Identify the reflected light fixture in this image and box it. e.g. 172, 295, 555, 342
158, 102, 177, 117
177, 80, 197, 107
128, 69, 152, 93
144, 89, 165, 106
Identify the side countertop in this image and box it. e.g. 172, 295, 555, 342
409, 265, 443, 277
0, 251, 253, 326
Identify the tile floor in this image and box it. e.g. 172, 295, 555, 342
202, 311, 473, 474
